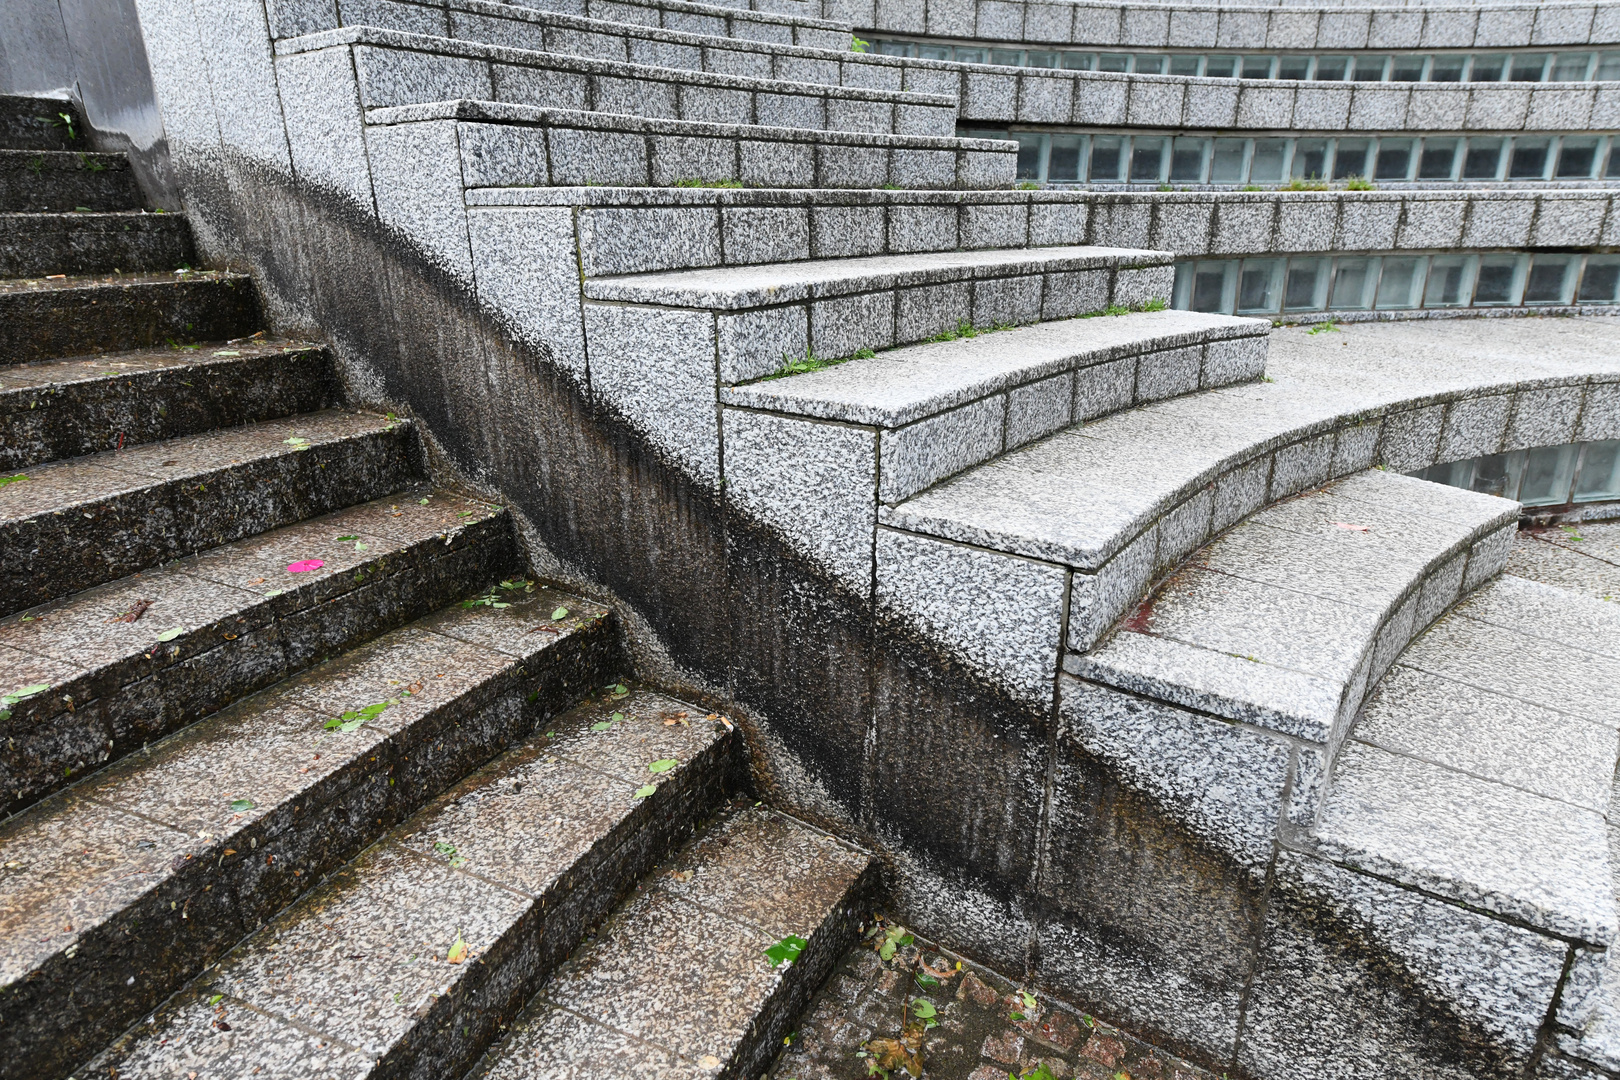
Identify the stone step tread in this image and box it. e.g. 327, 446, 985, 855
1074, 469, 1521, 745
722, 309, 1268, 425
880, 318, 1620, 574
0, 408, 406, 526
0, 268, 245, 296
0, 409, 420, 616
85, 688, 736, 1079
0, 210, 195, 278
471, 805, 874, 1079
1505, 523, 1620, 606
0, 149, 142, 214
280, 25, 951, 108
584, 244, 1172, 307
1, 338, 333, 470
0, 485, 513, 813
309, 0, 846, 39
1319, 573, 1620, 945
0, 587, 618, 1079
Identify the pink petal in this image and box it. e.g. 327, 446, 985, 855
286, 559, 325, 573
1332, 522, 1370, 532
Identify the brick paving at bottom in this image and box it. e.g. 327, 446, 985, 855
768, 918, 1219, 1080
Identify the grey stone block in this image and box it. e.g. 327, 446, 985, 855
1378, 404, 1445, 474
492, 64, 590, 111
972, 275, 1044, 327
1134, 345, 1201, 405
1167, 9, 1216, 48
1275, 198, 1337, 253
1576, 382, 1620, 443
1526, 87, 1596, 131
583, 303, 721, 483
550, 127, 650, 185
1215, 9, 1265, 48
811, 205, 885, 259
1125, 79, 1185, 127
469, 205, 588, 375
352, 44, 488, 108
1504, 386, 1584, 451
1029, 202, 1089, 247
890, 148, 957, 189
1368, 11, 1422, 49
1336, 199, 1400, 251
651, 134, 738, 185
1475, 6, 1535, 47
267, 0, 337, 37
1017, 74, 1073, 125
1150, 201, 1214, 257
367, 119, 474, 282
1183, 82, 1239, 129
925, 0, 974, 37
1007, 373, 1074, 448
1462, 197, 1536, 248
894, 280, 972, 342
877, 526, 1067, 702
578, 207, 720, 276
676, 84, 752, 125
1438, 394, 1511, 462
826, 97, 891, 136
810, 290, 895, 357
1074, 357, 1135, 422
1266, 11, 1317, 50
1316, 11, 1370, 49
1268, 432, 1333, 499
974, 0, 1023, 39
1405, 85, 1467, 131
756, 92, 826, 132
1202, 336, 1266, 389
1397, 198, 1466, 249
277, 47, 374, 211
813, 144, 884, 188
722, 408, 876, 590
1088, 199, 1154, 249
1068, 523, 1158, 648
1332, 423, 1380, 477
743, 139, 813, 186
961, 72, 1018, 121
962, 203, 1028, 250
1153, 485, 1213, 572
958, 149, 1014, 189
1292, 85, 1351, 131
1236, 85, 1294, 129
1421, 9, 1478, 49
1023, 2, 1070, 43
1073, 77, 1128, 126
887, 204, 956, 254
1212, 455, 1270, 531
1347, 86, 1409, 131
1534, 196, 1608, 247
1120, 5, 1168, 47
1211, 200, 1275, 256
1111, 265, 1173, 308
716, 305, 808, 383
1466, 86, 1533, 130
880, 396, 1004, 502
722, 206, 810, 264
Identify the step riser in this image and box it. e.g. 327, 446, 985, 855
0, 99, 81, 152
0, 277, 261, 363
0, 213, 196, 278
302, 39, 956, 139
0, 347, 337, 471
0, 153, 143, 212
1, 512, 519, 816
0, 423, 422, 616
6, 613, 624, 1080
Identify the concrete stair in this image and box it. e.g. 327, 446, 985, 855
0, 91, 880, 1080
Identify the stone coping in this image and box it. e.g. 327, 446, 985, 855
720, 308, 1265, 424
276, 25, 954, 109
400, 0, 851, 35
582, 243, 1170, 306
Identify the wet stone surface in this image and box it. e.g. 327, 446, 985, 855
769, 920, 1217, 1080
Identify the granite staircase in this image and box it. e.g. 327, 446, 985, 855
0, 94, 875, 1080
91, 0, 1620, 1073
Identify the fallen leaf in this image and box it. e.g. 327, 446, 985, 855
446, 932, 468, 964
550, 606, 569, 620
647, 758, 677, 774
286, 559, 325, 573
229, 798, 254, 812
109, 598, 154, 623
156, 627, 185, 642
765, 934, 807, 968
633, 784, 656, 799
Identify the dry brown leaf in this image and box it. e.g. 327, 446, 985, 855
446, 933, 468, 964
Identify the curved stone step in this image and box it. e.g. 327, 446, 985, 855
0, 272, 260, 363
0, 409, 421, 616
0, 487, 515, 815
83, 688, 736, 1080
721, 308, 1266, 590
578, 244, 1172, 485
470, 805, 874, 1080
0, 210, 195, 278
0, 149, 141, 213
278, 26, 956, 136
0, 340, 335, 471
878, 317, 1620, 689
0, 586, 618, 1080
